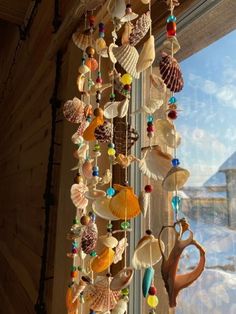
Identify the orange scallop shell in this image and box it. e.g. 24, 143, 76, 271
109, 184, 141, 219
91, 247, 115, 273
83, 116, 104, 141
66, 286, 79, 313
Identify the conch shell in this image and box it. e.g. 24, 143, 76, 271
70, 183, 88, 209
129, 11, 151, 46
136, 35, 155, 73
158, 218, 205, 307
159, 52, 184, 92
82, 159, 93, 179
132, 234, 165, 269
110, 184, 141, 219
122, 22, 134, 45
72, 276, 91, 303
162, 166, 190, 191
91, 247, 115, 273
139, 146, 172, 181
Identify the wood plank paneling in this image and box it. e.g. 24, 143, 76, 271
0, 0, 30, 25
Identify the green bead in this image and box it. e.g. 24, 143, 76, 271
71, 266, 77, 271
122, 288, 129, 296
121, 221, 130, 230
90, 251, 97, 257
94, 144, 101, 152
78, 266, 83, 271
107, 223, 113, 229
73, 218, 79, 224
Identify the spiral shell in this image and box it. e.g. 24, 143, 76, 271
81, 222, 98, 254
94, 120, 112, 143
129, 11, 151, 46
159, 52, 184, 92
63, 98, 86, 124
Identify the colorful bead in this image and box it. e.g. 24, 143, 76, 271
90, 251, 97, 257
96, 77, 103, 84
71, 266, 77, 271
78, 266, 83, 271
94, 107, 104, 117
121, 288, 129, 296
92, 171, 99, 176
86, 46, 95, 57
145, 184, 153, 193
107, 223, 113, 229
80, 215, 90, 226
106, 187, 115, 197
147, 115, 154, 123
149, 286, 157, 296
167, 15, 177, 23
172, 158, 180, 167
73, 218, 79, 224
108, 143, 115, 149
147, 125, 154, 132
94, 144, 101, 151
167, 22, 177, 37
169, 96, 177, 103
72, 248, 78, 254
70, 270, 78, 278
89, 211, 96, 222
147, 132, 154, 138
168, 110, 178, 120
121, 221, 130, 230
110, 93, 116, 101
108, 148, 116, 156
120, 73, 133, 85
171, 195, 181, 212
147, 295, 159, 308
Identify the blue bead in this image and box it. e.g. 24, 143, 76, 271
92, 166, 99, 171
87, 116, 92, 122
171, 195, 181, 212
99, 32, 105, 38
92, 171, 99, 177
106, 187, 115, 197
147, 115, 154, 123
89, 212, 96, 222
169, 96, 177, 104
172, 158, 180, 167
167, 15, 177, 23
108, 143, 115, 148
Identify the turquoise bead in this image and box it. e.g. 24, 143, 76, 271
106, 187, 115, 197
147, 115, 154, 123
142, 267, 154, 298
167, 15, 177, 23
171, 195, 181, 212
169, 96, 177, 104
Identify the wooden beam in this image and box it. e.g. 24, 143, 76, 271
0, 0, 30, 25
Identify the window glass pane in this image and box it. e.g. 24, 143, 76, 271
176, 30, 236, 314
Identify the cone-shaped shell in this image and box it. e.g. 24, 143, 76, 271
100, 235, 118, 248
136, 35, 155, 73
84, 276, 120, 311
70, 183, 88, 209
107, 0, 126, 19
104, 98, 129, 119
83, 116, 104, 141
162, 166, 190, 191
139, 146, 172, 181
72, 29, 94, 51
92, 196, 119, 221
111, 44, 140, 79
81, 223, 98, 254
110, 184, 141, 219
159, 52, 184, 92
114, 238, 128, 264
85, 188, 106, 200
162, 36, 180, 55
132, 235, 165, 269
129, 11, 151, 46
142, 267, 154, 297
91, 247, 115, 273
139, 190, 150, 217
155, 119, 181, 148
110, 267, 134, 291
82, 160, 93, 179
63, 97, 86, 123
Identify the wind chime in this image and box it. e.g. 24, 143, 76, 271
63, 0, 206, 313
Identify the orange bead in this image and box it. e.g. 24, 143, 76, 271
85, 58, 98, 71
167, 21, 176, 37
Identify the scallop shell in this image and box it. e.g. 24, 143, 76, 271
91, 247, 115, 273
159, 52, 184, 92
82, 160, 93, 179
162, 166, 190, 191
150, 73, 167, 98
162, 36, 180, 55
92, 196, 119, 221
100, 235, 118, 248
63, 97, 86, 123
129, 11, 151, 46
155, 119, 181, 148
94, 120, 112, 143
112, 298, 128, 314
142, 98, 163, 114
72, 29, 95, 51
136, 35, 155, 73
85, 188, 106, 200
81, 222, 98, 254
104, 98, 130, 119
107, 0, 126, 19
83, 116, 104, 141
121, 11, 138, 23
111, 44, 140, 79
84, 276, 120, 312
139, 190, 150, 217
110, 268, 134, 291
109, 184, 141, 219
114, 238, 128, 264
139, 146, 172, 181
70, 183, 88, 209
132, 235, 165, 269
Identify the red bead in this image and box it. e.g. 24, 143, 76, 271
167, 21, 176, 37
72, 248, 78, 254
96, 77, 103, 84
71, 271, 78, 278
123, 84, 131, 91
145, 184, 153, 193
147, 125, 154, 132
149, 286, 157, 296
168, 110, 177, 120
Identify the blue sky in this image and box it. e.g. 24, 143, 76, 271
175, 29, 236, 186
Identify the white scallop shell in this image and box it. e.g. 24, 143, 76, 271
111, 44, 140, 79
107, 0, 126, 19
136, 35, 155, 73
104, 98, 129, 119
155, 119, 181, 148
100, 235, 119, 248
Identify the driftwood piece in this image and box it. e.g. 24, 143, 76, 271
158, 218, 205, 307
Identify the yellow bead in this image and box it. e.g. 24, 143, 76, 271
108, 148, 116, 156
120, 73, 133, 85
147, 295, 159, 308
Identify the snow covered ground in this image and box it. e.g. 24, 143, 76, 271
176, 217, 236, 314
